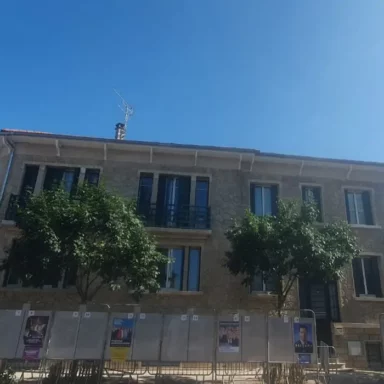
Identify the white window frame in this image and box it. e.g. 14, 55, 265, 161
347, 191, 366, 225
161, 248, 184, 291
253, 185, 273, 216
355, 256, 380, 297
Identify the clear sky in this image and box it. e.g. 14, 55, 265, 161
1, 1, 384, 162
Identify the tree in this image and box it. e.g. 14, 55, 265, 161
3, 183, 167, 303
225, 199, 360, 316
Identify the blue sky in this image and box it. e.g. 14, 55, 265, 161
1, 1, 384, 161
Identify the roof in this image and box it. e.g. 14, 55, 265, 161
1, 128, 384, 168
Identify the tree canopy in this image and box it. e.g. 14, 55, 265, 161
3, 183, 167, 303
225, 199, 360, 315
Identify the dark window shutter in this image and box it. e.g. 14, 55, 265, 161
156, 175, 166, 226
270, 185, 278, 216
19, 165, 39, 197
365, 258, 382, 297
265, 274, 277, 292
177, 176, 191, 208
352, 259, 364, 297
313, 187, 322, 221
362, 191, 373, 225
251, 274, 263, 291
345, 191, 351, 223
70, 168, 80, 195
137, 173, 153, 215
250, 185, 255, 214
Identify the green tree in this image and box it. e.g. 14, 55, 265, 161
3, 183, 167, 303
225, 199, 360, 316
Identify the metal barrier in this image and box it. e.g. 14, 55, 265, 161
0, 306, 336, 383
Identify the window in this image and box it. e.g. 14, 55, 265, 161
84, 169, 100, 186
158, 247, 201, 291
195, 178, 209, 229
188, 248, 201, 291
345, 190, 373, 225
352, 257, 382, 297
250, 184, 278, 216
251, 273, 277, 293
137, 173, 153, 215
43, 167, 80, 193
3, 266, 76, 289
302, 185, 322, 221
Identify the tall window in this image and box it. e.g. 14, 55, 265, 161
195, 178, 209, 229
251, 273, 277, 293
137, 173, 153, 215
84, 169, 100, 186
302, 185, 322, 221
158, 247, 201, 291
43, 167, 80, 193
158, 248, 184, 290
250, 184, 278, 216
188, 248, 201, 291
352, 257, 382, 297
345, 190, 373, 225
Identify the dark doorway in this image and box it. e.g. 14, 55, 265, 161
366, 342, 383, 370
299, 280, 340, 347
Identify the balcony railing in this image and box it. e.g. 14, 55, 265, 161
138, 204, 211, 230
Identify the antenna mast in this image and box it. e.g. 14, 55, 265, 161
113, 89, 134, 140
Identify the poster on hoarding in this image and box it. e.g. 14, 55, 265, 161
110, 318, 133, 347
23, 316, 49, 347
294, 322, 313, 364
218, 321, 240, 353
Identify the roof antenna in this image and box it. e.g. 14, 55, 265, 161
113, 89, 134, 140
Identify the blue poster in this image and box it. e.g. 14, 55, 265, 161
110, 318, 133, 347
293, 323, 313, 354
298, 354, 311, 364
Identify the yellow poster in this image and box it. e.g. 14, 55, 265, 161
110, 347, 130, 362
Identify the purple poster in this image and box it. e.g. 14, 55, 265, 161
23, 347, 40, 360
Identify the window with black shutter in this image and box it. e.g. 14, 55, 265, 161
250, 184, 278, 216
43, 167, 80, 194
302, 185, 322, 221
137, 173, 153, 217
353, 257, 382, 297
84, 169, 100, 186
345, 190, 374, 225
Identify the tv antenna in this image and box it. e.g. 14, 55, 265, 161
113, 89, 134, 139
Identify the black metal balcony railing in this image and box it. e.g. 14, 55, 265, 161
138, 203, 211, 230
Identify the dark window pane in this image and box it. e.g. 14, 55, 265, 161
265, 274, 277, 292
44, 167, 80, 193
364, 258, 382, 297
195, 178, 209, 207
188, 248, 201, 291
263, 187, 272, 216
137, 173, 153, 214
254, 186, 263, 216
352, 258, 365, 296
157, 248, 168, 288
251, 274, 263, 292
328, 282, 340, 322
19, 165, 39, 197
84, 169, 100, 186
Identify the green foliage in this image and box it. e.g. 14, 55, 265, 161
225, 199, 360, 314
4, 183, 167, 302
0, 368, 16, 384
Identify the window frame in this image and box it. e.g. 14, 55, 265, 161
250, 272, 277, 294
157, 245, 202, 292
352, 255, 383, 298
249, 181, 280, 217
343, 187, 376, 227
300, 183, 324, 222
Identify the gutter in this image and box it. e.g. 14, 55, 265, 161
0, 137, 15, 204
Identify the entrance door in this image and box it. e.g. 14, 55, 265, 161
299, 280, 340, 347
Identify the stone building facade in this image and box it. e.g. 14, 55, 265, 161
1, 129, 384, 368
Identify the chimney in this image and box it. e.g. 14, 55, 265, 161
115, 122, 126, 140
